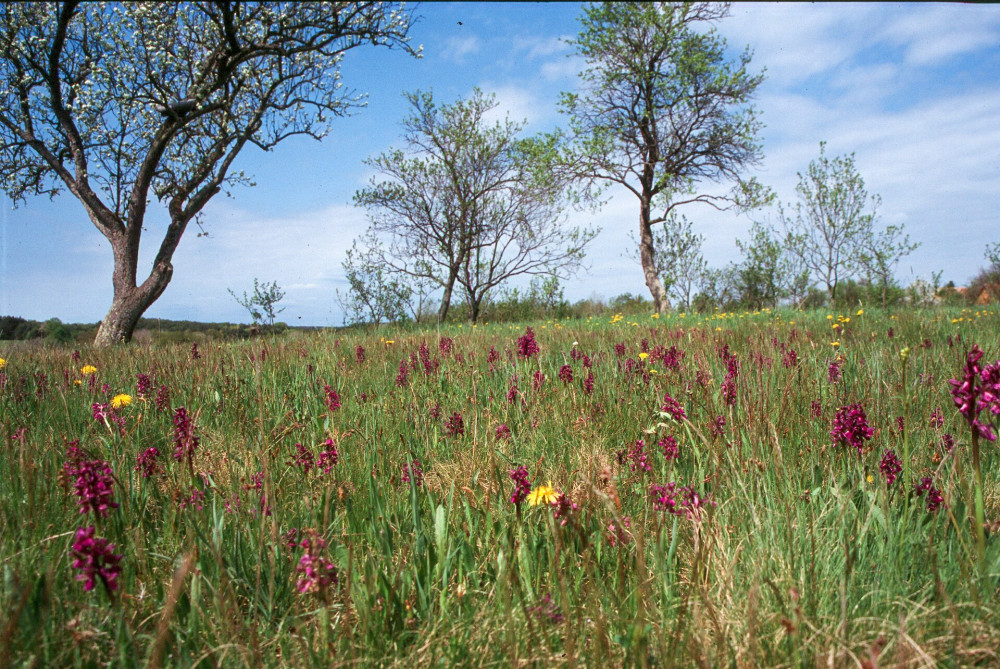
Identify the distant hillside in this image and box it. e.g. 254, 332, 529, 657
0, 315, 321, 343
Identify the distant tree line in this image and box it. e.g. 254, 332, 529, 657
0, 316, 288, 342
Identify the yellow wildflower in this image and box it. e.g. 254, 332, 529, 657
0, 357, 5, 370
73, 379, 82, 386
856, 309, 864, 316
526, 483, 559, 507
638, 352, 650, 360
831, 341, 840, 348
81, 365, 97, 376
111, 393, 133, 409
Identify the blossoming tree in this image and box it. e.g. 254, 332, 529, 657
0, 2, 416, 345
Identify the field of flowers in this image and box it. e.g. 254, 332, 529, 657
1, 307, 999, 667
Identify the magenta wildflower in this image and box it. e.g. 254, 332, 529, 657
418, 341, 438, 374
650, 482, 715, 519
509, 466, 531, 506
355, 345, 366, 364
439, 337, 454, 356
402, 459, 423, 486
71, 526, 122, 593
721, 355, 739, 406
940, 433, 955, 453
295, 530, 338, 596
154, 385, 170, 412
506, 378, 519, 403
660, 393, 687, 422
136, 373, 152, 399
614, 342, 626, 358
584, 371, 595, 395
660, 435, 680, 460
533, 370, 546, 390
135, 447, 161, 479
444, 412, 465, 437
628, 439, 651, 473
292, 443, 315, 474
516, 327, 540, 359
558, 364, 573, 384
70, 458, 119, 518
172, 407, 199, 465
179, 487, 206, 511
782, 349, 799, 368
929, 407, 944, 428
828, 357, 843, 384
495, 423, 512, 441
831, 403, 875, 455
709, 415, 726, 438
980, 359, 1000, 417
878, 450, 902, 486
810, 399, 823, 418
318, 439, 339, 474
948, 345, 996, 441
649, 482, 680, 513
915, 477, 945, 513
190, 342, 200, 360
395, 359, 409, 387
552, 492, 578, 526
487, 346, 501, 372
323, 384, 341, 411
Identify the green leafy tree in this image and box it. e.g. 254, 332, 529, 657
858, 224, 920, 307
733, 221, 808, 309
0, 2, 416, 345
228, 278, 285, 328
636, 212, 706, 311
985, 242, 1000, 280
780, 142, 888, 304
560, 1, 769, 313
337, 237, 415, 325
352, 88, 597, 324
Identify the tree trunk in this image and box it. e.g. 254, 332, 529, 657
438, 276, 455, 323
93, 232, 174, 346
469, 296, 481, 324
638, 199, 671, 313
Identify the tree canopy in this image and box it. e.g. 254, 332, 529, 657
347, 88, 597, 324
0, 1, 416, 344
560, 1, 769, 312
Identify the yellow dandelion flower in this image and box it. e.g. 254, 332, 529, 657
73, 379, 82, 386
638, 352, 650, 360
866, 474, 874, 484
0, 357, 6, 370
831, 341, 840, 348
111, 393, 133, 409
385, 339, 395, 345
856, 309, 864, 316
81, 364, 97, 376
526, 483, 559, 507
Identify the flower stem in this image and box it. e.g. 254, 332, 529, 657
971, 431, 985, 566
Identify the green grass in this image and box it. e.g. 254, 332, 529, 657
1, 305, 999, 667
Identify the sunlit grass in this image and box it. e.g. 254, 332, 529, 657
0, 306, 998, 666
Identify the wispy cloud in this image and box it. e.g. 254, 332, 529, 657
439, 34, 480, 64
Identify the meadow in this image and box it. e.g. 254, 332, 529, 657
1, 306, 998, 667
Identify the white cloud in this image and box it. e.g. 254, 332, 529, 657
879, 5, 1000, 66
478, 84, 542, 127
440, 35, 480, 63
141, 202, 370, 325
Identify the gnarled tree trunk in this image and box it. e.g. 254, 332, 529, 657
639, 198, 670, 313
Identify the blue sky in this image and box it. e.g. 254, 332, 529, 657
2, 2, 999, 326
